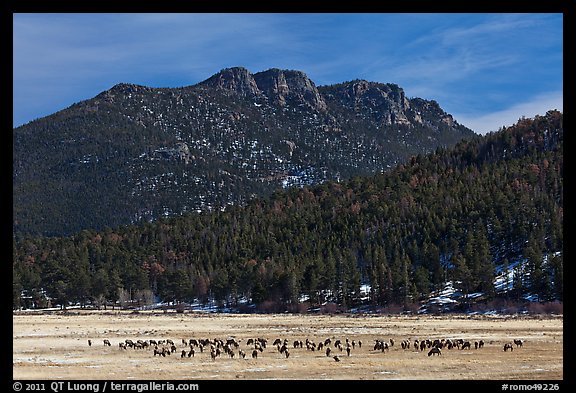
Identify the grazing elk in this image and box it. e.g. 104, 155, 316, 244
333, 355, 340, 362
428, 347, 442, 356
503, 343, 514, 352
103, 339, 111, 346
252, 349, 259, 359
154, 346, 167, 357
514, 339, 524, 348
374, 340, 389, 352
419, 340, 427, 352
401, 339, 411, 350
461, 341, 472, 350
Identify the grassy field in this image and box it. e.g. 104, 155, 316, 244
13, 310, 563, 380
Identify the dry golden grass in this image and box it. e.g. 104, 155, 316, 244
13, 310, 563, 380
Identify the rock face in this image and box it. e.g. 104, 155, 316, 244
200, 67, 260, 97
320, 80, 411, 126
13, 66, 475, 237
202, 67, 328, 112
253, 68, 327, 112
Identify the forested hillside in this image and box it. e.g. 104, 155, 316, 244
12, 111, 563, 312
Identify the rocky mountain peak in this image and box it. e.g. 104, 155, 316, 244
320, 80, 412, 126
253, 68, 327, 111
97, 83, 150, 103
343, 80, 409, 109
199, 67, 260, 97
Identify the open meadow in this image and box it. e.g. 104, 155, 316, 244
13, 310, 563, 380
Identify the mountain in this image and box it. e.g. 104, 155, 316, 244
12, 111, 563, 312
13, 67, 475, 237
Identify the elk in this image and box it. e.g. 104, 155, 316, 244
154, 346, 167, 357
428, 347, 441, 356
419, 340, 427, 351
503, 343, 514, 352
103, 339, 111, 346
514, 339, 524, 348
374, 340, 389, 352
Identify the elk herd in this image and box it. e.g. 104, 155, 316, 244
88, 334, 526, 362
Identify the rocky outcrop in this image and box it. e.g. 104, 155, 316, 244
199, 67, 327, 112
321, 80, 411, 126
254, 68, 327, 112
199, 67, 260, 97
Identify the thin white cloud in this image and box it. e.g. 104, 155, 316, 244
455, 91, 563, 135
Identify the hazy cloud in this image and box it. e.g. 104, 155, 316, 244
455, 90, 563, 134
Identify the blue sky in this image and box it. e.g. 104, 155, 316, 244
13, 13, 563, 134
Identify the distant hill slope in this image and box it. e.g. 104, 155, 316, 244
13, 67, 474, 237
12, 111, 562, 311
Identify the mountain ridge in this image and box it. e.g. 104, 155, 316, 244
13, 67, 475, 237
